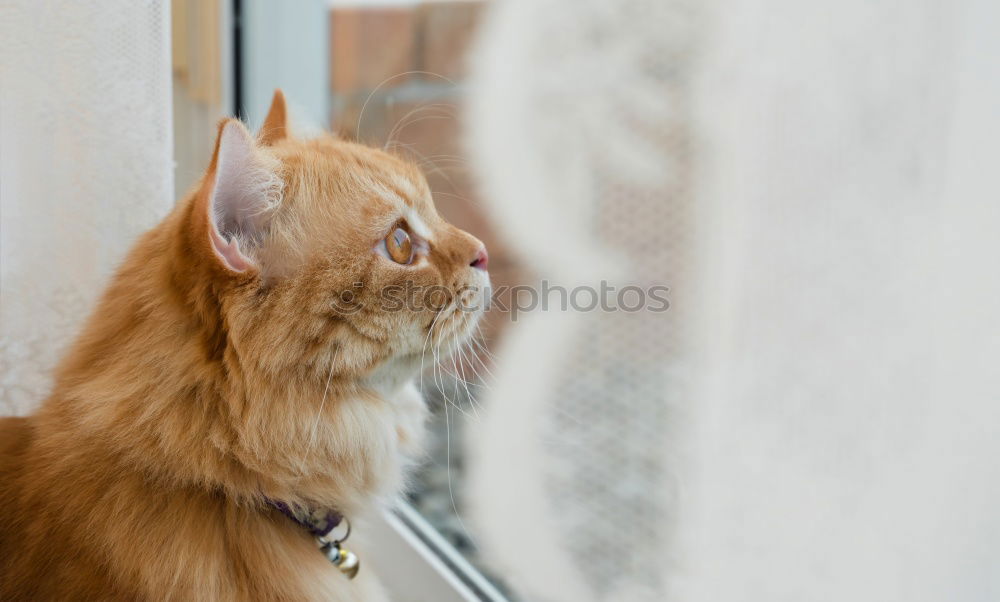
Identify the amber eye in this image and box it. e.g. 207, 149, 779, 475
385, 227, 414, 264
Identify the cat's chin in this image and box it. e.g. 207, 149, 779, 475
361, 309, 483, 395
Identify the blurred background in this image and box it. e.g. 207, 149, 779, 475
3, 1, 1000, 601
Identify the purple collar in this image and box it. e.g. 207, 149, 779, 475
266, 498, 343, 539
265, 498, 361, 579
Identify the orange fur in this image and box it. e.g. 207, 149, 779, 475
0, 90, 487, 601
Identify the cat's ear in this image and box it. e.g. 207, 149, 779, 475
198, 119, 282, 274
258, 89, 289, 146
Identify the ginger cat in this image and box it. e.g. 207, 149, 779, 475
0, 90, 489, 601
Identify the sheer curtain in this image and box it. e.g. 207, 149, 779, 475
0, 1, 173, 416
465, 0, 1000, 601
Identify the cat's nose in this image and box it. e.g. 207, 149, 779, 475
470, 246, 489, 271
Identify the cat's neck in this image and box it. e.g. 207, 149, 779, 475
361, 353, 423, 398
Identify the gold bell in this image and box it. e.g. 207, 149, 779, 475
320, 539, 360, 579
334, 546, 360, 579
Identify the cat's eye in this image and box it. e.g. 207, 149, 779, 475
385, 227, 414, 265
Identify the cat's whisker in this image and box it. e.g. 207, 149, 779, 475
434, 357, 469, 419
467, 326, 498, 383
384, 114, 457, 153
472, 324, 499, 366
406, 153, 468, 168
384, 103, 452, 140
465, 356, 494, 388
419, 153, 468, 161
429, 317, 448, 395
439, 366, 473, 418
413, 155, 470, 168
466, 333, 496, 378
460, 338, 490, 386
473, 321, 493, 346
433, 330, 481, 552
449, 340, 463, 393
440, 370, 479, 552
419, 309, 447, 395
429, 315, 472, 419
431, 190, 475, 204
383, 103, 458, 150
307, 343, 340, 452
449, 343, 479, 420
469, 350, 496, 388
382, 142, 463, 196
384, 141, 453, 181
441, 317, 479, 419
456, 317, 487, 413
454, 342, 485, 416
356, 70, 458, 139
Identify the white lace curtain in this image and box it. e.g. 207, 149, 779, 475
0, 1, 174, 415
466, 0, 1000, 601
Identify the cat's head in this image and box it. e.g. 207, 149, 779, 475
183, 90, 489, 388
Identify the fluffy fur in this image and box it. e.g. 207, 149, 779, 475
0, 90, 488, 601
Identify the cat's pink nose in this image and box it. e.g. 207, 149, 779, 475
470, 246, 489, 271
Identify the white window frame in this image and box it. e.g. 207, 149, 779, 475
369, 502, 509, 602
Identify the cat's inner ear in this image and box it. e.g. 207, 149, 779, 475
207, 120, 282, 273
258, 89, 289, 146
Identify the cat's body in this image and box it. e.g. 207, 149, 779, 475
0, 91, 488, 601
0, 415, 394, 601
